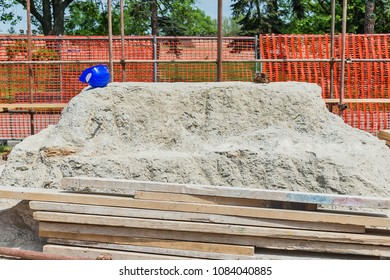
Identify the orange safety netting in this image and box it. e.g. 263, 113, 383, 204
259, 34, 390, 134
0, 34, 389, 139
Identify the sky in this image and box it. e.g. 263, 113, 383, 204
197, 0, 234, 19
0, 0, 235, 34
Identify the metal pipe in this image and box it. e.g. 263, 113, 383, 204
29, 110, 35, 135
1, 35, 255, 41
26, 0, 33, 104
324, 98, 390, 104
120, 0, 126, 82
2, 58, 390, 66
59, 37, 63, 102
107, 0, 114, 81
0, 58, 344, 65
339, 0, 348, 116
0, 246, 91, 260
26, 0, 35, 136
255, 35, 261, 74
329, 0, 336, 112
153, 35, 158, 82
217, 0, 223, 81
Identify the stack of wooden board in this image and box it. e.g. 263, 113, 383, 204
378, 130, 390, 147
0, 177, 389, 260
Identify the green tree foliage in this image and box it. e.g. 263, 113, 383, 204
231, 0, 288, 35
0, 0, 22, 30
1, 0, 216, 36
128, 0, 216, 36
65, 0, 126, 35
222, 17, 241, 36
65, 0, 216, 36
231, 0, 390, 34
65, 0, 217, 36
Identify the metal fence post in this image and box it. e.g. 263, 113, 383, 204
217, 0, 223, 82
26, 0, 33, 104
29, 110, 35, 135
339, 0, 348, 116
329, 0, 336, 113
59, 36, 63, 102
108, 0, 114, 81
153, 35, 157, 82
255, 35, 261, 74
120, 0, 126, 82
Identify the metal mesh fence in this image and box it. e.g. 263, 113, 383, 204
0, 34, 389, 139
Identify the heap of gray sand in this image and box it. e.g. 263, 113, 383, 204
1, 81, 390, 197
2, 81, 390, 198
2, 81, 390, 251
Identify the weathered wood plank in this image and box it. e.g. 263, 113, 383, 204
251, 237, 390, 258
61, 177, 390, 209
46, 238, 253, 260
43, 244, 193, 260
134, 191, 317, 210
378, 130, 390, 140
40, 229, 254, 256
48, 238, 367, 260
0, 103, 66, 112
30, 201, 365, 233
40, 223, 390, 258
135, 191, 271, 206
34, 212, 390, 246
1, 186, 388, 227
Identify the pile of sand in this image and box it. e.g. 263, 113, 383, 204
1, 81, 390, 251
1, 81, 390, 197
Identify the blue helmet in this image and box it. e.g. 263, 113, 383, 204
79, 64, 111, 88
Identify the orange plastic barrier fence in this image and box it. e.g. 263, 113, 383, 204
259, 34, 390, 134
0, 34, 389, 139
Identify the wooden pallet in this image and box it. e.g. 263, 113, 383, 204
1, 177, 390, 260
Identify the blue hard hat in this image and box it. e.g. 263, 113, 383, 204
79, 64, 111, 88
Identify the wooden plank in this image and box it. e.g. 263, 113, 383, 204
378, 130, 390, 141
0, 103, 67, 111
61, 177, 390, 209
46, 238, 253, 260
30, 201, 364, 233
43, 244, 193, 260
39, 229, 254, 256
136, 191, 272, 206
1, 186, 389, 227
324, 98, 390, 104
34, 212, 390, 246
134, 191, 317, 210
251, 237, 390, 258
40, 223, 390, 258
48, 238, 367, 260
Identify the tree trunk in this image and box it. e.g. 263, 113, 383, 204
151, 0, 159, 36
17, 0, 73, 35
52, 0, 65, 35
364, 0, 375, 34
42, 0, 52, 35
